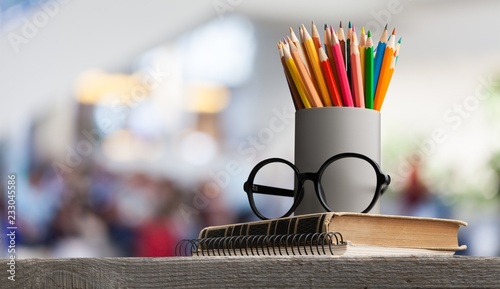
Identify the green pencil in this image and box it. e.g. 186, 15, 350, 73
364, 31, 375, 109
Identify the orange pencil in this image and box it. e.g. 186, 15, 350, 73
301, 24, 332, 106
299, 25, 316, 89
350, 26, 365, 108
318, 47, 343, 106
375, 37, 400, 111
311, 21, 322, 49
374, 28, 396, 111
278, 42, 304, 110
374, 51, 396, 111
289, 27, 309, 74
288, 40, 323, 107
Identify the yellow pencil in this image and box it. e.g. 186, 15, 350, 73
289, 40, 323, 107
359, 26, 367, 85
283, 42, 312, 109
301, 24, 332, 106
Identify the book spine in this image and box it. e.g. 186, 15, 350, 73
198, 213, 334, 239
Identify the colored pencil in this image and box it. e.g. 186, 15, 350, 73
374, 50, 396, 111
299, 25, 315, 83
338, 21, 346, 68
318, 46, 343, 106
374, 28, 396, 111
324, 25, 339, 89
323, 24, 329, 53
289, 27, 310, 74
350, 26, 364, 108
395, 37, 402, 64
330, 25, 354, 107
375, 36, 400, 111
373, 24, 388, 90
359, 26, 367, 85
311, 21, 322, 50
288, 40, 324, 107
346, 21, 352, 86
364, 31, 375, 109
278, 42, 304, 110
282, 42, 312, 109
301, 24, 332, 106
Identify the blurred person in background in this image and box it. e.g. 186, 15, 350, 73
133, 177, 184, 257
396, 157, 452, 219
49, 195, 118, 258
17, 162, 63, 250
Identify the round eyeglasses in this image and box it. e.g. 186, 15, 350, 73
243, 152, 391, 220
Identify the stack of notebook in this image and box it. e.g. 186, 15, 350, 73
176, 212, 467, 257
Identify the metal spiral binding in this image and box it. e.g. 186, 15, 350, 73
175, 231, 345, 256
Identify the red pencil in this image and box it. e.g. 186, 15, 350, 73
318, 47, 343, 106
330, 25, 353, 107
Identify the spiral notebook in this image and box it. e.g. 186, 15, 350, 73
176, 231, 458, 257
176, 212, 467, 257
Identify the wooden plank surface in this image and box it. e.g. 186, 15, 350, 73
1, 256, 499, 288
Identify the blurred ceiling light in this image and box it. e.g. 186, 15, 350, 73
75, 70, 149, 105
102, 129, 136, 162
102, 129, 164, 162
179, 15, 256, 86
185, 81, 230, 113
128, 100, 165, 138
177, 130, 218, 166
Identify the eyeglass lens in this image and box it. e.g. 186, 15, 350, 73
252, 161, 297, 219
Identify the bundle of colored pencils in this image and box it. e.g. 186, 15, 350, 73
278, 21, 401, 111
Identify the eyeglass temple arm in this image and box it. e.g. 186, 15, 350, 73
250, 184, 295, 197
380, 174, 391, 195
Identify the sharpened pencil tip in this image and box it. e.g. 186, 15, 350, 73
339, 21, 342, 28
384, 23, 388, 29
324, 23, 327, 30
348, 21, 351, 28
367, 30, 371, 37
392, 28, 396, 35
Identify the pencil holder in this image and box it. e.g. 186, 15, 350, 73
294, 107, 382, 215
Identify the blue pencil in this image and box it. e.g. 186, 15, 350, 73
373, 24, 388, 92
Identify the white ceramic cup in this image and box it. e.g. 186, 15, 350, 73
294, 107, 381, 215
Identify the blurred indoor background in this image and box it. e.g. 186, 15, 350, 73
1, 0, 499, 257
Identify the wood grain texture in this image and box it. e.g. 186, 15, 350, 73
1, 256, 499, 288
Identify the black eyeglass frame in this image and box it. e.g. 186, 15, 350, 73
243, 152, 391, 220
